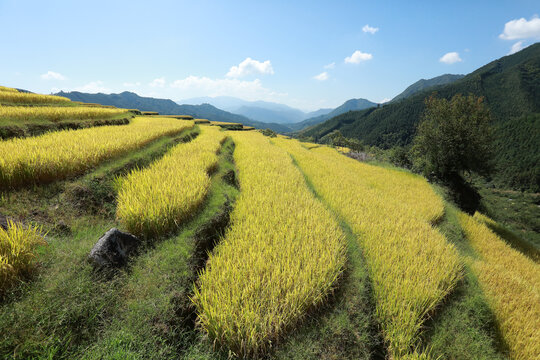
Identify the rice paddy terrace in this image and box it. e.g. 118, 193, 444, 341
0, 86, 538, 359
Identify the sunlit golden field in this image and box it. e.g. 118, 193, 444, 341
0, 123, 537, 360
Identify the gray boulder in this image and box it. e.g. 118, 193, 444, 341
89, 228, 141, 267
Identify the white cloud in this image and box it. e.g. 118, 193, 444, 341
226, 57, 274, 78
73, 81, 110, 93
40, 71, 66, 81
362, 24, 379, 34
379, 98, 391, 103
439, 52, 462, 64
149, 77, 166, 87
344, 50, 373, 64
499, 15, 540, 40
170, 75, 284, 101
123, 82, 141, 87
508, 41, 525, 55
324, 62, 336, 69
313, 72, 329, 81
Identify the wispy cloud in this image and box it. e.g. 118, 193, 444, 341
324, 62, 335, 69
313, 72, 329, 81
40, 71, 66, 81
362, 24, 379, 34
439, 52, 462, 64
499, 15, 540, 40
149, 77, 166, 87
170, 75, 284, 101
123, 82, 141, 87
345, 50, 373, 64
73, 81, 110, 93
508, 41, 525, 55
226, 57, 274, 78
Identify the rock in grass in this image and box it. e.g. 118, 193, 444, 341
89, 228, 140, 268
0, 214, 10, 230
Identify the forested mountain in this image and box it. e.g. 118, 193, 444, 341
288, 98, 378, 131
56, 91, 259, 125
390, 74, 464, 102
300, 43, 540, 191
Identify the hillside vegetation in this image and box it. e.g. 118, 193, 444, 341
300, 43, 540, 191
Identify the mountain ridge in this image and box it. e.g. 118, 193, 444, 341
299, 43, 540, 190
390, 74, 465, 102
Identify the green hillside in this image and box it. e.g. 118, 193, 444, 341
300, 43, 540, 191
288, 98, 378, 131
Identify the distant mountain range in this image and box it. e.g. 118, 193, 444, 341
56, 91, 382, 133
179, 96, 333, 124
57, 91, 249, 122
300, 43, 540, 191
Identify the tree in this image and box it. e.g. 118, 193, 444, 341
321, 130, 365, 151
412, 94, 494, 180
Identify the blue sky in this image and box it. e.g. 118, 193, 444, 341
1, 0, 539, 111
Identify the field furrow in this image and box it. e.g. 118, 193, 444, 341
274, 138, 461, 359
193, 131, 346, 357
116, 125, 226, 238
0, 117, 193, 189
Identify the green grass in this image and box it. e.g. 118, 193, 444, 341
0, 218, 125, 359
420, 186, 508, 359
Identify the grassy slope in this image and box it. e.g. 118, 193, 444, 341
422, 193, 507, 359
0, 127, 202, 359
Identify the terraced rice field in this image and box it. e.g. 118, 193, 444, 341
0, 105, 129, 123
0, 117, 193, 189
117, 125, 226, 238
273, 138, 462, 358
193, 131, 346, 357
0, 122, 537, 360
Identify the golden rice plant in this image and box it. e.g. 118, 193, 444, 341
0, 117, 193, 189
116, 126, 226, 238
0, 90, 71, 105
0, 105, 128, 123
0, 220, 46, 293
0, 86, 19, 93
459, 212, 540, 360
193, 131, 346, 357
274, 138, 461, 359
